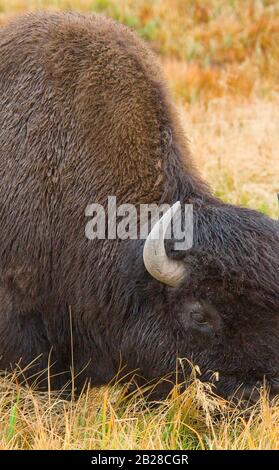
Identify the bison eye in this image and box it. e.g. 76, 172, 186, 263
190, 310, 208, 325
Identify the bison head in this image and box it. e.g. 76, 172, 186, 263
121, 201, 279, 402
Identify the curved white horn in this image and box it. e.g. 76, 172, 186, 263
143, 201, 186, 287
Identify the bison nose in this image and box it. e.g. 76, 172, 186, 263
232, 379, 279, 404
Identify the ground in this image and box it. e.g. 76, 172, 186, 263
0, 0, 278, 450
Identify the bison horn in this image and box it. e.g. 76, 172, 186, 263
143, 201, 186, 287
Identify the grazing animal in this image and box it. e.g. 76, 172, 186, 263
0, 12, 278, 400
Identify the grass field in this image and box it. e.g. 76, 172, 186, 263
0, 0, 278, 450
1, 368, 279, 450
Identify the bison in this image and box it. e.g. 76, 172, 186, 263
0, 12, 278, 401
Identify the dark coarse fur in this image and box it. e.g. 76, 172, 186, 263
0, 12, 278, 400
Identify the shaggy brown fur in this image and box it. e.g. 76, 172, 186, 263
0, 12, 278, 399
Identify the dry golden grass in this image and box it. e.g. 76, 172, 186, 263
1, 369, 279, 450
0, 0, 278, 450
178, 96, 279, 218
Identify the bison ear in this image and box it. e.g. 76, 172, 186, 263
143, 202, 186, 287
